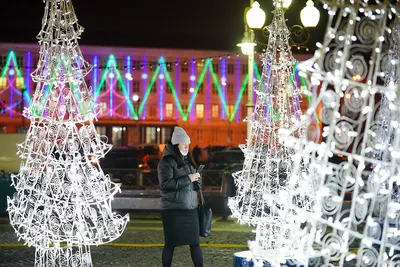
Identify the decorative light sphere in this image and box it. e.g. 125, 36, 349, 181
9, 68, 15, 76
141, 73, 148, 79
301, 0, 320, 27
190, 75, 196, 81
237, 31, 256, 56
189, 87, 195, 93
246, 1, 266, 29
125, 73, 133, 80
159, 74, 165, 80
132, 94, 140, 102
108, 72, 115, 79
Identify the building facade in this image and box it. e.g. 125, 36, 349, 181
0, 43, 310, 148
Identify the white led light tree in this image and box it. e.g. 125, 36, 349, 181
7, 0, 129, 266
228, 2, 314, 265
282, 0, 400, 266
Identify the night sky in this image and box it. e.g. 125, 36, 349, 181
0, 0, 327, 51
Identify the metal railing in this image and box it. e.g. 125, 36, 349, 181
102, 168, 226, 190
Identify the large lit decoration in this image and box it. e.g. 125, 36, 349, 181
282, 0, 400, 266
7, 1, 129, 266
228, 1, 314, 265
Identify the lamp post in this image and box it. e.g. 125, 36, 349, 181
237, 27, 256, 140
238, 0, 320, 140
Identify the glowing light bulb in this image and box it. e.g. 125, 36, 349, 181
125, 73, 133, 80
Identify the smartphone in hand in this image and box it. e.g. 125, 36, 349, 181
197, 165, 205, 174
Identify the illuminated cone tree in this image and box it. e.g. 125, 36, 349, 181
7, 0, 129, 266
229, 2, 313, 265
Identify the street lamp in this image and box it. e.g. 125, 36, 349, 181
301, 0, 320, 27
245, 0, 320, 49
238, 0, 320, 140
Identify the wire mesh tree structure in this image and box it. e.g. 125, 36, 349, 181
281, 0, 400, 266
7, 1, 129, 266
228, 2, 315, 265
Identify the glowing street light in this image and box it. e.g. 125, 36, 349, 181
300, 0, 320, 27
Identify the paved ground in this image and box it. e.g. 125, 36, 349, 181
0, 212, 255, 267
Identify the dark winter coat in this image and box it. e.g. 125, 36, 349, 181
158, 143, 199, 210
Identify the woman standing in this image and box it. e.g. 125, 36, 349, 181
158, 127, 203, 267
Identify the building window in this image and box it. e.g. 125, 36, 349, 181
133, 60, 141, 71
0, 77, 7, 89
116, 82, 123, 92
0, 55, 7, 66
241, 64, 248, 75
212, 64, 219, 74
242, 105, 246, 120
228, 64, 235, 74
165, 103, 173, 118
100, 82, 106, 92
166, 83, 172, 94
182, 104, 188, 113
17, 56, 24, 67
212, 84, 218, 95
146, 127, 157, 144
211, 105, 219, 119
96, 126, 106, 136
133, 80, 140, 93
150, 61, 158, 71
228, 105, 234, 117
212, 128, 218, 142
151, 82, 157, 93
161, 127, 173, 144
196, 104, 204, 119
112, 126, 126, 147
227, 83, 234, 95
197, 129, 203, 141
181, 63, 188, 73
181, 82, 188, 94
166, 63, 173, 72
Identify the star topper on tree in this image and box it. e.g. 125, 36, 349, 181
7, 0, 129, 266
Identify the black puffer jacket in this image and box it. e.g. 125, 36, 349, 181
158, 143, 199, 210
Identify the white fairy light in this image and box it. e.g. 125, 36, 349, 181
282, 0, 400, 266
229, 1, 314, 264
7, 1, 129, 266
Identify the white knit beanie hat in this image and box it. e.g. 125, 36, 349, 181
171, 126, 191, 145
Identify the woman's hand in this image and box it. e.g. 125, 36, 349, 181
188, 173, 201, 182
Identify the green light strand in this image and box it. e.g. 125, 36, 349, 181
113, 68, 139, 119
209, 62, 230, 119
184, 60, 211, 121
161, 59, 186, 120
94, 55, 116, 102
